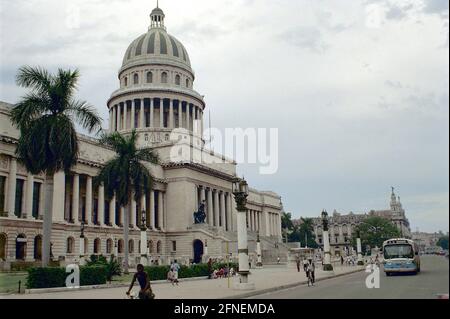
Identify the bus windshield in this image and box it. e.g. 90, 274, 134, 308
384, 244, 414, 259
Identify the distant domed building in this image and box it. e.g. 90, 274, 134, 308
0, 5, 285, 269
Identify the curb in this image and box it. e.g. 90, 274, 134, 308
23, 276, 209, 294
221, 267, 366, 299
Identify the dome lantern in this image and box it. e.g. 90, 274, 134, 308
150, 1, 166, 30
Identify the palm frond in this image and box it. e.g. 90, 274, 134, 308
10, 93, 51, 129
66, 100, 102, 133
136, 148, 159, 165
16, 66, 52, 93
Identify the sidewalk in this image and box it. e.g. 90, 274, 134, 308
1, 264, 365, 299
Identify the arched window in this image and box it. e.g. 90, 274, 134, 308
94, 238, 101, 254
156, 240, 162, 254
149, 240, 154, 254
124, 77, 128, 87
106, 239, 113, 254
133, 73, 139, 85
185, 78, 190, 88
129, 240, 134, 253
175, 74, 181, 85
147, 72, 153, 83
34, 235, 42, 260
118, 239, 124, 254
161, 72, 168, 84
15, 234, 27, 260
66, 237, 74, 254
0, 233, 6, 261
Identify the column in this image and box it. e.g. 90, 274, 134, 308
159, 99, 164, 128
117, 104, 121, 131
178, 101, 183, 128
140, 194, 146, 227
109, 108, 113, 133
140, 99, 145, 128
123, 101, 128, 131
98, 185, 105, 226
7, 157, 17, 217
85, 175, 92, 224
131, 196, 137, 228
207, 188, 213, 226
220, 191, 226, 229
200, 109, 204, 137
25, 172, 34, 219
120, 207, 125, 227
131, 99, 136, 129
150, 190, 155, 229
150, 98, 154, 128
227, 194, 233, 231
169, 99, 174, 129
158, 191, 164, 230
109, 194, 116, 227
214, 190, 220, 227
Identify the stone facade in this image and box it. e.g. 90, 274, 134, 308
0, 6, 285, 270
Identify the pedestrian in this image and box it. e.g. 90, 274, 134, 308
170, 260, 180, 286
307, 258, 316, 286
126, 264, 154, 299
341, 255, 344, 266
303, 258, 309, 272
277, 256, 281, 264
296, 256, 301, 272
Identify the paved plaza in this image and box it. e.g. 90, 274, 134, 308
1, 263, 364, 299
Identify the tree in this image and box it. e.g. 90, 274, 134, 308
352, 217, 400, 253
437, 236, 449, 250
95, 130, 159, 273
288, 218, 318, 248
281, 212, 294, 243
11, 66, 101, 266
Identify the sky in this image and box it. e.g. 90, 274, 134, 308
0, 0, 448, 233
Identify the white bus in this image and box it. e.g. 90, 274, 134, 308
382, 238, 421, 276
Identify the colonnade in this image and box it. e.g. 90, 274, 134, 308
109, 98, 204, 135
196, 185, 233, 231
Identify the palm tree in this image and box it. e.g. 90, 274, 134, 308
96, 130, 159, 273
10, 66, 102, 266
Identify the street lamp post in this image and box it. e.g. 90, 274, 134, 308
79, 221, 86, 266
256, 233, 263, 268
321, 210, 333, 271
140, 211, 148, 266
232, 178, 255, 290
356, 229, 364, 265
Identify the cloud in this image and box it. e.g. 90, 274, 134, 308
280, 27, 329, 53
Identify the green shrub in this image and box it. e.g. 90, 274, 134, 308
145, 265, 170, 281
80, 266, 107, 286
26, 267, 66, 289
86, 255, 121, 281
26, 266, 108, 289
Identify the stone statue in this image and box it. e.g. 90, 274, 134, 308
193, 200, 206, 224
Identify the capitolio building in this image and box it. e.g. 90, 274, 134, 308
0, 5, 285, 269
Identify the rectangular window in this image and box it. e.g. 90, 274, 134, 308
172, 241, 176, 252
15, 179, 24, 217
154, 191, 159, 228
32, 182, 41, 219
0, 176, 5, 214
115, 202, 120, 226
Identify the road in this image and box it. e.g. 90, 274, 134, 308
251, 255, 449, 299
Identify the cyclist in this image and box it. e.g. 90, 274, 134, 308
306, 258, 315, 287
126, 264, 154, 299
